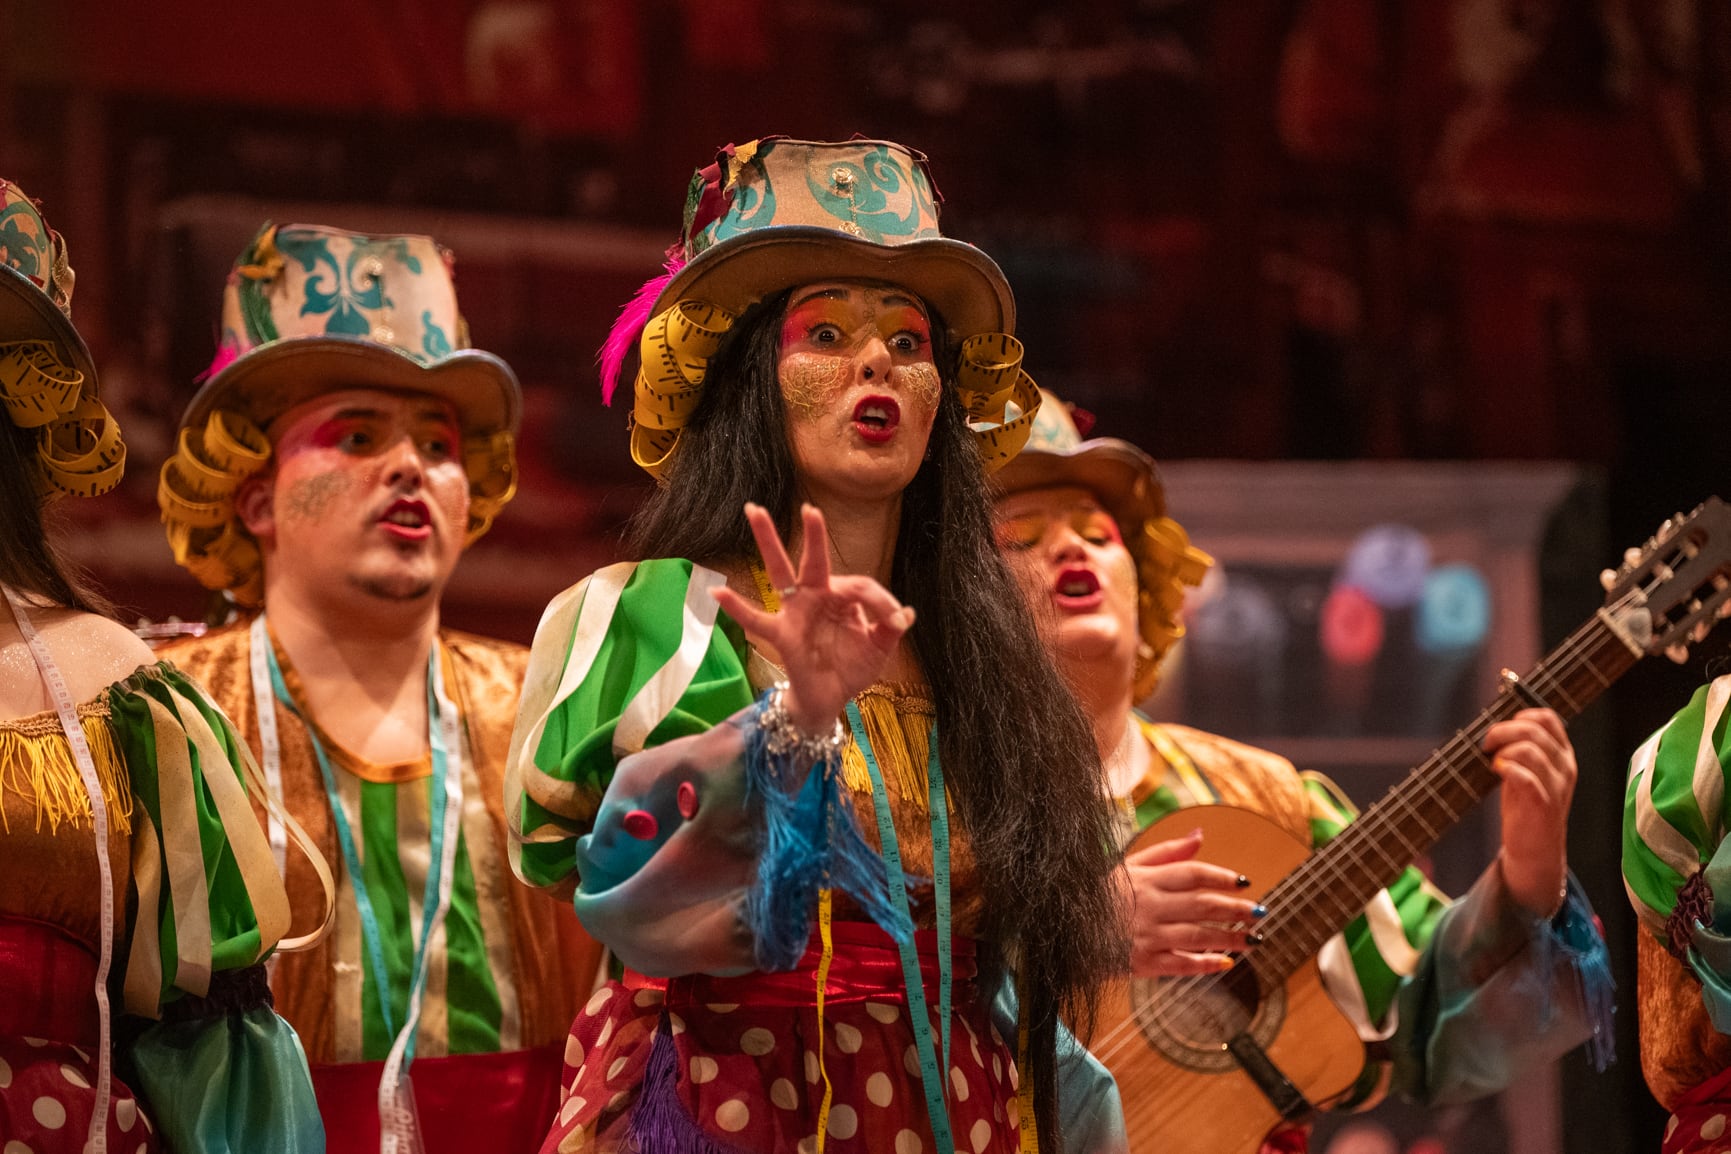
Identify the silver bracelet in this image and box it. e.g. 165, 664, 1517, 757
760, 680, 846, 763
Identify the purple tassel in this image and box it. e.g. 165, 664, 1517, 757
625, 1021, 751, 1154
598, 247, 685, 406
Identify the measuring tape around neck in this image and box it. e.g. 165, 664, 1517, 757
5, 587, 116, 1154
250, 612, 464, 1153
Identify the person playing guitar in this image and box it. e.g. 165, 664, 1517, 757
992, 391, 1613, 1153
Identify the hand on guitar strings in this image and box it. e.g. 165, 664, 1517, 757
712, 502, 917, 735
1123, 828, 1264, 978
1483, 707, 1576, 919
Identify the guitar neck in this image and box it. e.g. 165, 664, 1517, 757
1246, 611, 1639, 988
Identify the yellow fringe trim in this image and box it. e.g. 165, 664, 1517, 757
839, 690, 934, 812
0, 710, 134, 836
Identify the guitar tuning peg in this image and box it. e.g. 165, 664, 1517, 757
1668, 644, 1692, 664
1716, 575, 1730, 591
1695, 621, 1713, 643
1718, 599, 1731, 619
1626, 547, 1645, 567
1600, 568, 1619, 591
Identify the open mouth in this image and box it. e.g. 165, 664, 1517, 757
852, 395, 901, 445
1052, 566, 1104, 612
378, 498, 432, 542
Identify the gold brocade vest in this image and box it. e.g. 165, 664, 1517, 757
1139, 721, 1313, 845
159, 621, 600, 1064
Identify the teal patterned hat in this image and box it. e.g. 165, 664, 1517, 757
0, 179, 97, 397
178, 223, 521, 440
653, 137, 1015, 338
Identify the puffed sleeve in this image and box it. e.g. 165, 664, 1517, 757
1626, 675, 1731, 1029
505, 559, 757, 896
506, 559, 906, 977
103, 662, 323, 1154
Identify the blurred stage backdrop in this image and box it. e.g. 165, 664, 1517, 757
10, 2, 1731, 1150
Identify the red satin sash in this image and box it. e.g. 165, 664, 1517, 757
0, 914, 100, 1047
310, 1043, 566, 1154
648, 922, 979, 1009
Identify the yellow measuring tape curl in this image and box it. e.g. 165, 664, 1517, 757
0, 340, 126, 499
158, 410, 272, 604
463, 428, 518, 541
1132, 516, 1214, 700
953, 333, 1041, 474
629, 299, 738, 479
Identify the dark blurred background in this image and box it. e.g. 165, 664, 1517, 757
9, 1, 1731, 1149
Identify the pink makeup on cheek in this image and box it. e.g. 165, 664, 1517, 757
779, 353, 853, 418
890, 362, 941, 411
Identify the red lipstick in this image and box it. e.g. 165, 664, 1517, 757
378, 497, 432, 542
852, 395, 901, 445
1051, 566, 1104, 612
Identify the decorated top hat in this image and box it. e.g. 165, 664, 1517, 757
993, 390, 1214, 699
180, 223, 520, 438
0, 180, 125, 498
159, 223, 520, 605
601, 137, 1040, 480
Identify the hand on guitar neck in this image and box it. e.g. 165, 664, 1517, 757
1123, 707, 1576, 980
1483, 708, 1576, 920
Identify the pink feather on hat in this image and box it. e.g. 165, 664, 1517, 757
598, 246, 686, 406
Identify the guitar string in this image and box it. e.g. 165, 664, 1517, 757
1087, 584, 1646, 1067
1242, 612, 1618, 975
1087, 608, 1618, 1069
1183, 601, 1618, 974
1094, 571, 1665, 1071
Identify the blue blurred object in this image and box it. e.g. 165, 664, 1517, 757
1415, 564, 1492, 654
1342, 524, 1433, 608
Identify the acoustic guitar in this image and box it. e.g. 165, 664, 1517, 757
1099, 499, 1731, 1153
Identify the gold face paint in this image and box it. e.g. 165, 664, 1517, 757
889, 361, 941, 413
778, 353, 854, 419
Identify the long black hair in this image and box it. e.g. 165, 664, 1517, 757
0, 417, 112, 615
629, 291, 1125, 1150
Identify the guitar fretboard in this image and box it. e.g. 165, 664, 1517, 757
1245, 612, 1639, 988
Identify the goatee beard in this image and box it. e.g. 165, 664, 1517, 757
350, 575, 436, 602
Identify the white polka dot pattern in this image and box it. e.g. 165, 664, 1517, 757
31, 1096, 66, 1129
827, 1103, 859, 1139
715, 1099, 750, 1131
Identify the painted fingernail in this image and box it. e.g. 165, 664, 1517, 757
1235, 874, 1251, 888
1214, 956, 1236, 973
1245, 931, 1265, 947
1251, 904, 1267, 919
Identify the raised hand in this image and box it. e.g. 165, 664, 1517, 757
1484, 707, 1576, 917
711, 502, 916, 734
1124, 829, 1263, 978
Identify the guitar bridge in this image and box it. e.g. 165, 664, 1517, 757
1226, 1032, 1314, 1122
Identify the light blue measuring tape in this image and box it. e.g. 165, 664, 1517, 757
845, 702, 952, 1151
252, 615, 461, 1154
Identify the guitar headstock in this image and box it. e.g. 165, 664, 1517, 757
1601, 497, 1731, 662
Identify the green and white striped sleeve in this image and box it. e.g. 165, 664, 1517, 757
1624, 675, 1731, 1033
1624, 675, 1731, 940
1306, 770, 1611, 1109
1302, 772, 1451, 1053
505, 558, 757, 895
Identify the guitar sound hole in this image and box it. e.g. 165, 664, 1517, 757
1129, 964, 1286, 1074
